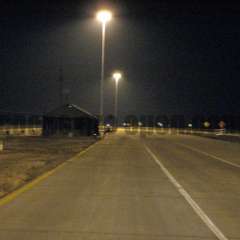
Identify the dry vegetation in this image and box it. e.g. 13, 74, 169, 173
0, 136, 96, 198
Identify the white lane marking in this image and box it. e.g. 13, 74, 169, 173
145, 145, 229, 240
177, 142, 240, 169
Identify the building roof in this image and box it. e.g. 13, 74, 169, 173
44, 104, 98, 119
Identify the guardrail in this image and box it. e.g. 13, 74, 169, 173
117, 127, 240, 137
0, 126, 42, 136
177, 128, 240, 137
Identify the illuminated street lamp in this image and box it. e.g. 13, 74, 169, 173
112, 72, 122, 127
96, 10, 112, 24
96, 10, 112, 132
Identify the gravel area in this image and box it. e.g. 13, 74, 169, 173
0, 136, 97, 198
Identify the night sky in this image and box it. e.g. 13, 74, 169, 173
1, 1, 240, 119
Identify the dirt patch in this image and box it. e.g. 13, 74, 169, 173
0, 136, 97, 198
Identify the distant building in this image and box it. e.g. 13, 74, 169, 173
43, 104, 99, 136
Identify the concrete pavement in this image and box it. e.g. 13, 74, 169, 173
144, 133, 240, 239
0, 131, 239, 239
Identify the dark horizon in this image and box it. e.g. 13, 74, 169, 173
1, 0, 240, 118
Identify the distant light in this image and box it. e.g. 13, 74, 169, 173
203, 121, 210, 128
113, 72, 122, 82
106, 123, 111, 127
138, 122, 142, 127
96, 10, 112, 24
157, 122, 163, 127
123, 122, 127, 127
188, 123, 193, 128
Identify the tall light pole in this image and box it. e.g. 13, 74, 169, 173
96, 10, 112, 131
113, 72, 122, 127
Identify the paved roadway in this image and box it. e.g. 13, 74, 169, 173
0, 130, 239, 240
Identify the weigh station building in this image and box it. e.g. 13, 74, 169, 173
43, 104, 99, 136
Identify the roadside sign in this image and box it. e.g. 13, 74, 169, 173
218, 121, 226, 129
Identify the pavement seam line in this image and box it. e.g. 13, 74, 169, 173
0, 140, 99, 207
177, 142, 240, 169
144, 145, 229, 240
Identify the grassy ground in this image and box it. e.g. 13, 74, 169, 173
0, 136, 97, 198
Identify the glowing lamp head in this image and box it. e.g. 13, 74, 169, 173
113, 72, 122, 82
96, 10, 112, 24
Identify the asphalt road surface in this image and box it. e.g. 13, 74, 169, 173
0, 130, 239, 240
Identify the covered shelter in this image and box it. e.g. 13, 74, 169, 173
43, 104, 99, 136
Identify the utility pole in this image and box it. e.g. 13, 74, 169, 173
59, 66, 63, 106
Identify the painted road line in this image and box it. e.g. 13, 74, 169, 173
145, 145, 229, 240
0, 140, 99, 207
177, 142, 240, 169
